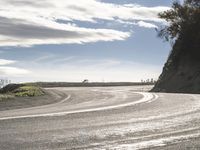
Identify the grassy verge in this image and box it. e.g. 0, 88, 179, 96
14, 85, 44, 97
0, 94, 15, 101
0, 84, 45, 101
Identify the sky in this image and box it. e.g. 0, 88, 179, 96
0, 0, 177, 83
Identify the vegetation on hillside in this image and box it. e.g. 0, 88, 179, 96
158, 0, 200, 58
152, 0, 200, 93
0, 84, 44, 101
14, 85, 44, 97
158, 0, 200, 42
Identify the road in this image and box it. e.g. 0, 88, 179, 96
0, 86, 200, 150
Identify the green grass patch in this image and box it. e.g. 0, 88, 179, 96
0, 84, 45, 98
14, 85, 44, 97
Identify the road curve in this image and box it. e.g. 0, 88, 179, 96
0, 86, 200, 150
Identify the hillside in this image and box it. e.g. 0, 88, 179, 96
151, 0, 200, 93
0, 84, 44, 97
151, 36, 200, 93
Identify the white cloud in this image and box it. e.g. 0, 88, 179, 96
136, 21, 158, 29
0, 0, 170, 47
0, 59, 16, 65
0, 0, 170, 22
116, 20, 158, 29
0, 59, 30, 76
0, 66, 30, 76
0, 16, 130, 47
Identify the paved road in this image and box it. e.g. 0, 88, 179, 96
0, 86, 200, 150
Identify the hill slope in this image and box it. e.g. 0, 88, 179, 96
151, 0, 200, 93
151, 22, 200, 93
0, 84, 44, 97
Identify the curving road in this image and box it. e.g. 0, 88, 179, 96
0, 86, 200, 150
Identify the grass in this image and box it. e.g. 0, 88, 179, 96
13, 85, 44, 97
0, 84, 45, 101
0, 94, 15, 101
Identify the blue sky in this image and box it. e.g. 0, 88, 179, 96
0, 0, 175, 82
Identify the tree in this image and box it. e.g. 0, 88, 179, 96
157, 0, 200, 42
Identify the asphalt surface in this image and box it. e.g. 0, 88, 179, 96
0, 86, 200, 150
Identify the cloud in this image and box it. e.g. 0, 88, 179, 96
136, 21, 158, 29
0, 0, 170, 22
0, 66, 30, 76
0, 0, 170, 47
0, 16, 130, 47
116, 20, 158, 29
0, 59, 16, 65
0, 59, 30, 76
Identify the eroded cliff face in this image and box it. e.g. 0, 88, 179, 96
151, 25, 200, 93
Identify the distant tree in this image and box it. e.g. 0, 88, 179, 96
82, 79, 89, 83
157, 0, 200, 41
